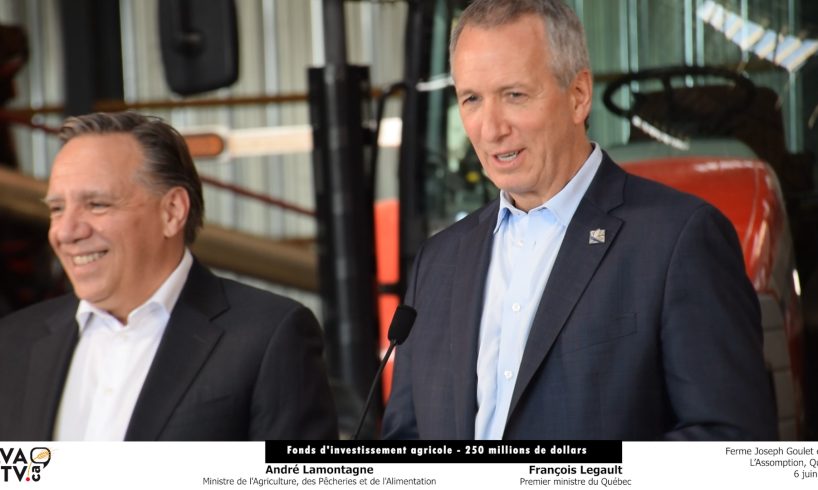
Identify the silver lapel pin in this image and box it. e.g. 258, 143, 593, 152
589, 228, 606, 244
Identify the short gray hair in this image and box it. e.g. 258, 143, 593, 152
450, 0, 590, 89
59, 111, 204, 244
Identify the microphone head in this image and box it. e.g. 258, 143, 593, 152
387, 305, 417, 345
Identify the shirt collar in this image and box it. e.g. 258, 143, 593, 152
494, 142, 603, 233
75, 249, 194, 331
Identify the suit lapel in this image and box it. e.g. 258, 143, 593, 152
20, 297, 79, 439
450, 203, 498, 439
124, 260, 227, 440
505, 155, 627, 428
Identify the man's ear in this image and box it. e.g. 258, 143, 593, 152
160, 186, 190, 239
570, 69, 593, 125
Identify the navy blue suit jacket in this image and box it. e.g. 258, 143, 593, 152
0, 259, 338, 440
382, 154, 777, 440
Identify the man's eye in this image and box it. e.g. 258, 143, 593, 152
48, 206, 63, 215
461, 95, 478, 105
89, 202, 110, 211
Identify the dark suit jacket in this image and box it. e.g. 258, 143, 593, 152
0, 259, 338, 440
382, 154, 777, 440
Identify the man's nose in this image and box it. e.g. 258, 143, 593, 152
480, 100, 511, 142
51, 207, 92, 244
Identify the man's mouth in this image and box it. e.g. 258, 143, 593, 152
72, 251, 107, 266
496, 150, 520, 162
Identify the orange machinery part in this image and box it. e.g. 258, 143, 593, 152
374, 199, 401, 403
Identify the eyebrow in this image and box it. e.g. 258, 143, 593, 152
456, 82, 529, 96
498, 83, 529, 92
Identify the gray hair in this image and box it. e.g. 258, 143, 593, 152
450, 0, 590, 89
59, 111, 204, 244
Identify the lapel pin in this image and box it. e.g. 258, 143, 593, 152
589, 229, 606, 244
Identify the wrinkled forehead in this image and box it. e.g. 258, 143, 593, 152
54, 133, 145, 171
47, 133, 147, 196
451, 17, 552, 87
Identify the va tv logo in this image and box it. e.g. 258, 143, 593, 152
1, 448, 51, 483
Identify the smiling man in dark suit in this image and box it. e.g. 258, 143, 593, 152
382, 0, 776, 440
0, 111, 337, 440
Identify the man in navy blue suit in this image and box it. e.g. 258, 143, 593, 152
382, 0, 776, 440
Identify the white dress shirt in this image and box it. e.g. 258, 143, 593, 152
474, 144, 603, 440
53, 249, 194, 441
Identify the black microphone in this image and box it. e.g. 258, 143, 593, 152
352, 304, 417, 440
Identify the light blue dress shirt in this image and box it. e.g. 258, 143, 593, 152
474, 144, 603, 440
